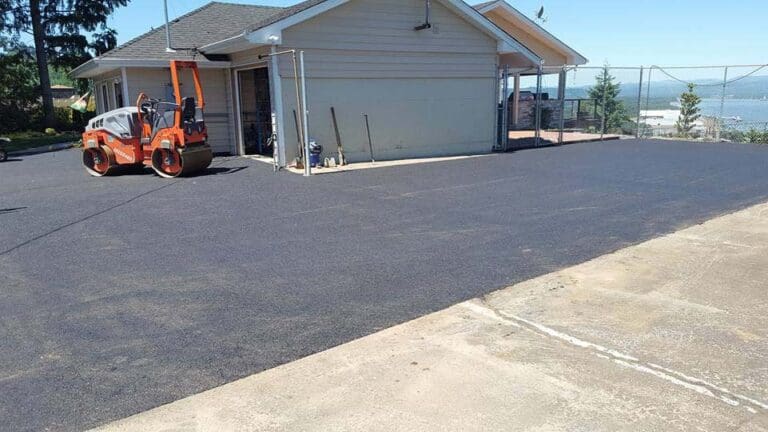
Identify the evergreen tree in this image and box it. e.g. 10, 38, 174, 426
0, 0, 128, 128
587, 67, 629, 133
675, 83, 702, 138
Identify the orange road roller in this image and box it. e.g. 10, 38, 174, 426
82, 60, 213, 178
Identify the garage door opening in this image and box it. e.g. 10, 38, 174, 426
237, 67, 273, 157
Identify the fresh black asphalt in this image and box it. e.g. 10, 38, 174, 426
2, 139, 768, 431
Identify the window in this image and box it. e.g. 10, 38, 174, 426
113, 81, 124, 108
101, 84, 110, 112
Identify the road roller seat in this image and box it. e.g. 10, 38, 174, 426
182, 97, 197, 124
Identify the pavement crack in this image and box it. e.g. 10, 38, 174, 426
466, 297, 768, 414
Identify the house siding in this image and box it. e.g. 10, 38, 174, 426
269, 0, 499, 163
230, 46, 272, 68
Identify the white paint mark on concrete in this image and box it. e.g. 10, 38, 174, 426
613, 359, 735, 405
494, 309, 639, 362
648, 363, 768, 410
462, 302, 521, 327
473, 300, 767, 413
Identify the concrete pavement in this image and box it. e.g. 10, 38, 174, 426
93, 202, 768, 432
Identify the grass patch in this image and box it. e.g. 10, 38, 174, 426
1, 131, 80, 153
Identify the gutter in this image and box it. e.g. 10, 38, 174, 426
199, 32, 250, 54
70, 58, 98, 79
71, 58, 232, 78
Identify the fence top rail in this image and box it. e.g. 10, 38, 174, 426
548, 63, 768, 71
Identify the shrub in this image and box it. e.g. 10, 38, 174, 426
45, 128, 57, 135
53, 107, 73, 131
71, 110, 96, 130
744, 129, 768, 144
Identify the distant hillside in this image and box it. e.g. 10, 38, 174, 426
524, 75, 768, 102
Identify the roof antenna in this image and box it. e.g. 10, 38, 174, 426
414, 0, 431, 31
164, 0, 176, 53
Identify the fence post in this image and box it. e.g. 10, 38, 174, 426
501, 65, 510, 151
558, 67, 566, 145
716, 66, 728, 141
534, 64, 543, 147
635, 66, 644, 139
600, 66, 608, 140
643, 66, 654, 138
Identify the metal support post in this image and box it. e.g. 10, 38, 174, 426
635, 66, 644, 139
558, 67, 566, 144
643, 67, 654, 138
716, 66, 728, 141
299, 51, 310, 176
600, 66, 608, 140
534, 64, 543, 147
501, 65, 509, 151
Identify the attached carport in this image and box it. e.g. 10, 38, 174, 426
476, 0, 588, 148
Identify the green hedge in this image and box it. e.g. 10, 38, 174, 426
2, 131, 80, 152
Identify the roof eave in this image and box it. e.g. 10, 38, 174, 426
70, 58, 99, 79
71, 58, 232, 79
476, 0, 587, 66
441, 0, 540, 65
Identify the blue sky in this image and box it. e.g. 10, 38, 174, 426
109, 0, 768, 68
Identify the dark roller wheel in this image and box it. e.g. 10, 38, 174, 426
83, 147, 114, 177
151, 145, 212, 178
151, 148, 183, 178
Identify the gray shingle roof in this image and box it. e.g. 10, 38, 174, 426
100, 2, 286, 60
240, 0, 328, 33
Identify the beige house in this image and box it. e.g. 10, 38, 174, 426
72, 0, 586, 166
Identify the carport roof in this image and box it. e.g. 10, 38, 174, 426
474, 0, 587, 66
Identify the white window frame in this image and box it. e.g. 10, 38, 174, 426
101, 82, 111, 113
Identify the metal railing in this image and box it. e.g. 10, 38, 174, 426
497, 63, 768, 149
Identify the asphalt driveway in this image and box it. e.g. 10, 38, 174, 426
2, 139, 768, 431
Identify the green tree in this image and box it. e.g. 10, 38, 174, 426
675, 83, 701, 138
0, 0, 128, 128
587, 67, 629, 133
0, 37, 39, 132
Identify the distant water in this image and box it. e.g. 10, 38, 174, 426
697, 99, 768, 126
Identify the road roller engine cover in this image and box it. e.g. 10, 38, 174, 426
82, 60, 213, 178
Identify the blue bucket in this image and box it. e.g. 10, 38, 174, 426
309, 152, 321, 167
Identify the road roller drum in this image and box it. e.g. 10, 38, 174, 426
151, 144, 213, 178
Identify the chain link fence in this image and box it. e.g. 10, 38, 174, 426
498, 63, 768, 150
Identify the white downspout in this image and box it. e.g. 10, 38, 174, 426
299, 50, 310, 176
270, 45, 287, 167
120, 67, 129, 107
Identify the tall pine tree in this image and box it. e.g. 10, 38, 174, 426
0, 0, 128, 128
675, 83, 701, 138
587, 67, 629, 134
